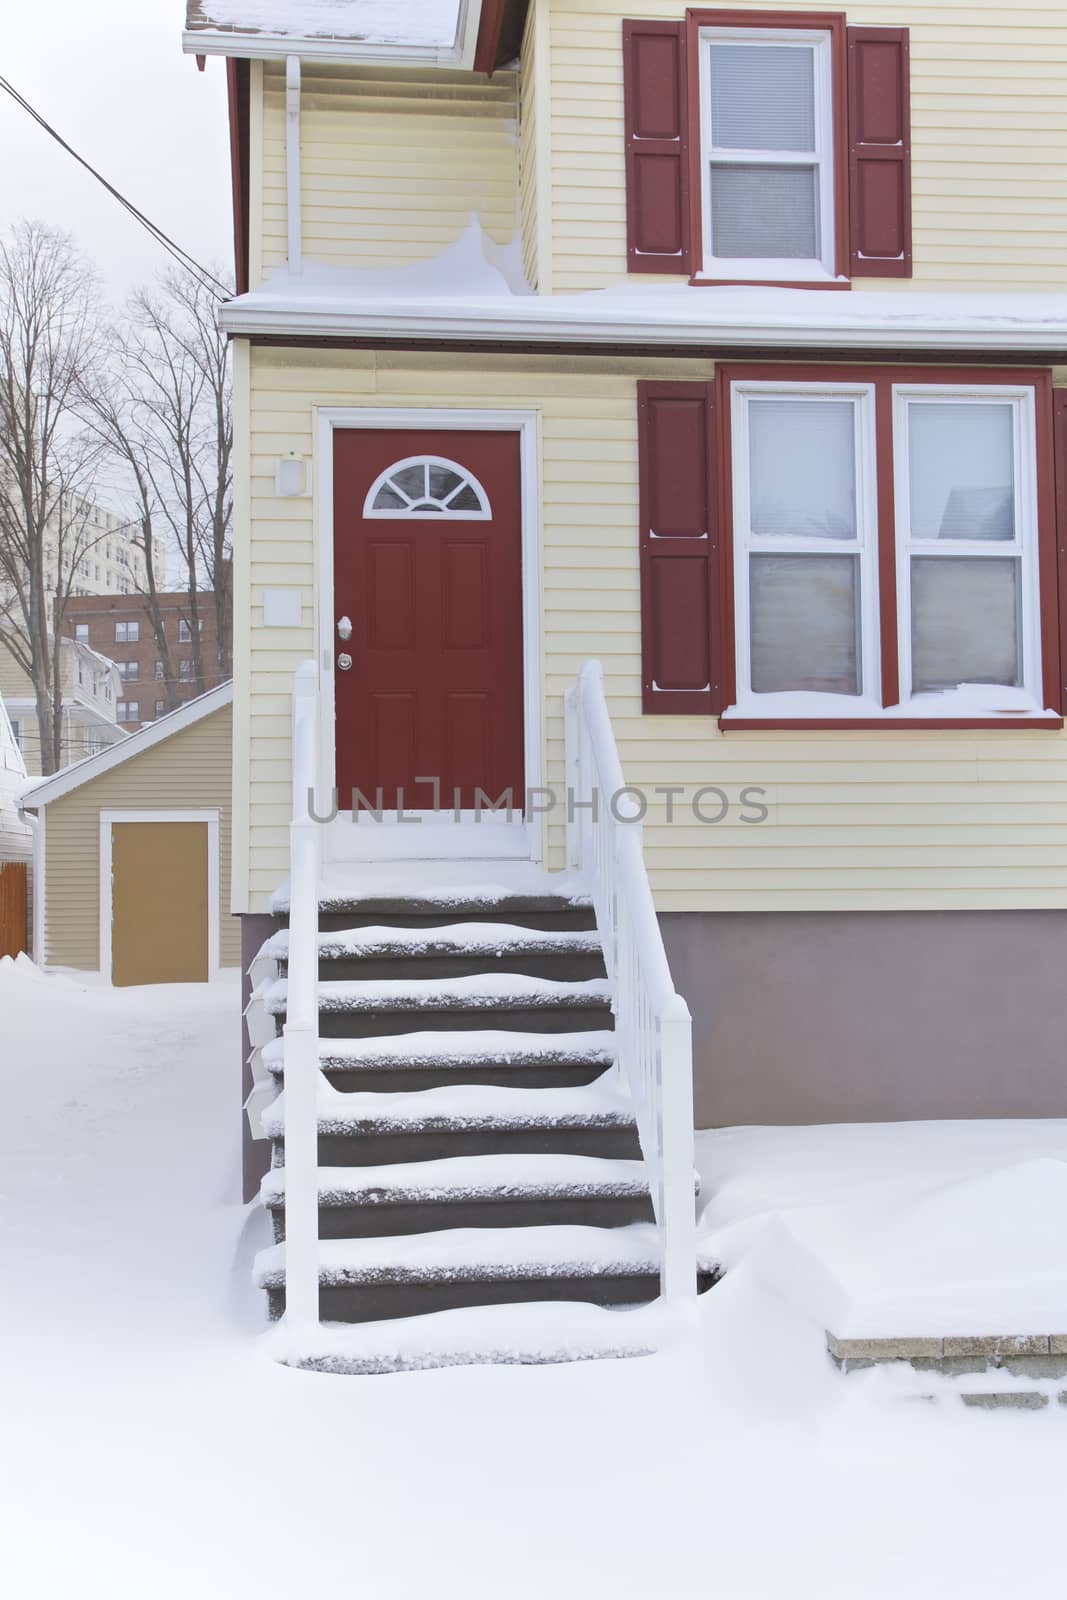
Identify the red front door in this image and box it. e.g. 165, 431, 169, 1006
332, 429, 525, 811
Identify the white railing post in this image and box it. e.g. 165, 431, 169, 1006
563, 684, 581, 872
569, 659, 698, 1315
658, 994, 698, 1312
282, 660, 320, 1332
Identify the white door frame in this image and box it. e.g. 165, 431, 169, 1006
99, 809, 221, 984
315, 407, 544, 861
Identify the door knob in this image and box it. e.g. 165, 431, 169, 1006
337, 615, 352, 640
337, 652, 353, 672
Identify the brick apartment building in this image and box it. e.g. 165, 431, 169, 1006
61, 592, 226, 732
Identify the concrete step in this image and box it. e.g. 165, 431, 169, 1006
268, 923, 606, 983
262, 1153, 657, 1239
262, 1076, 643, 1166
261, 1029, 616, 1093
255, 1223, 720, 1323
260, 1299, 667, 1374
267, 974, 614, 1038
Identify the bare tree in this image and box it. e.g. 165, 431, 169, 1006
0, 221, 108, 774
88, 268, 233, 696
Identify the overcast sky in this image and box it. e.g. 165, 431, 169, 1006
1, 0, 233, 302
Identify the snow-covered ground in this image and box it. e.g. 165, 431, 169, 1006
3, 955, 1067, 1599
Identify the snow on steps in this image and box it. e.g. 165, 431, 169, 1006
265, 973, 612, 1015
264, 923, 603, 960
270, 864, 593, 916
261, 1300, 669, 1375
254, 1223, 718, 1288
261, 1029, 616, 1077
261, 1077, 637, 1139
260, 1153, 652, 1207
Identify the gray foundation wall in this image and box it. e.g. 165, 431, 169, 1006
661, 910, 1067, 1127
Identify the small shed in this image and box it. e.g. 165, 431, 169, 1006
21, 683, 238, 984
0, 696, 33, 956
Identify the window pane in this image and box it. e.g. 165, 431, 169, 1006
908, 403, 1015, 541
372, 485, 406, 510
710, 164, 818, 259
749, 399, 856, 539
750, 553, 860, 695
911, 556, 1021, 691
428, 464, 463, 500
710, 43, 815, 151
391, 464, 426, 499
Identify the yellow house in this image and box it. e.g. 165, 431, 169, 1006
183, 1, 1067, 1357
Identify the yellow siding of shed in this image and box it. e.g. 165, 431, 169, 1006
238, 348, 1067, 916
257, 63, 518, 277
42, 705, 239, 970
544, 0, 1067, 292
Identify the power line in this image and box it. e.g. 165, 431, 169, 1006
0, 73, 232, 301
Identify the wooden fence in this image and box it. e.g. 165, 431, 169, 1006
0, 861, 28, 959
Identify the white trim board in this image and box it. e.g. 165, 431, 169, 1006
20, 682, 233, 810
315, 406, 544, 863
220, 289, 1067, 354
98, 809, 221, 986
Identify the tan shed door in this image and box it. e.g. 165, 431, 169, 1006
111, 822, 209, 986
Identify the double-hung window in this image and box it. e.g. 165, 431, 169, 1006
725, 373, 1050, 724
894, 389, 1040, 710
732, 382, 879, 706
698, 25, 838, 281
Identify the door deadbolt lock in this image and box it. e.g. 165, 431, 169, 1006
337, 652, 353, 672
337, 615, 353, 640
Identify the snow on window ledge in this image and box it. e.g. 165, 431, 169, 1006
721, 685, 1061, 725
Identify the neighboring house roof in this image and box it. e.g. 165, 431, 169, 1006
183, 0, 486, 66
19, 681, 234, 809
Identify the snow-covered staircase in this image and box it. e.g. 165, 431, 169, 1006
249, 877, 716, 1361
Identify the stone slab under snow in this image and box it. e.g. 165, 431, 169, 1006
266, 973, 612, 1015
261, 1300, 668, 1374
264, 922, 603, 961
262, 1075, 635, 1138
255, 1223, 718, 1286
261, 1153, 651, 1207
262, 1028, 616, 1075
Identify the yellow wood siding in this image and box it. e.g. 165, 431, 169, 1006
258, 63, 518, 277
239, 348, 1067, 916
518, 3, 540, 288
40, 705, 239, 970
545, 0, 1067, 292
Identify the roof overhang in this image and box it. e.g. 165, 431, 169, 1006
183, 0, 483, 69
218, 290, 1067, 358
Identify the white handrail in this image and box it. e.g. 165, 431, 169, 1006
564, 660, 698, 1310
282, 660, 321, 1331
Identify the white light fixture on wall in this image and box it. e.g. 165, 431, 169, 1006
274, 452, 309, 497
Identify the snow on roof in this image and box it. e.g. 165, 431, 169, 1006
185, 0, 463, 48
218, 221, 1067, 354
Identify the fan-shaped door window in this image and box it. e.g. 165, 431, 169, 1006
363, 455, 491, 519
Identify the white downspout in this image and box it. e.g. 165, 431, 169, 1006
285, 54, 302, 275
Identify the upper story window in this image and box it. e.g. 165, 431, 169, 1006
623, 13, 908, 284
178, 618, 203, 642
363, 457, 491, 520
75, 624, 89, 644
698, 27, 836, 280
115, 621, 139, 643
116, 660, 139, 682
117, 701, 139, 724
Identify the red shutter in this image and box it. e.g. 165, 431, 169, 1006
847, 27, 912, 277
1053, 390, 1067, 714
623, 20, 692, 275
638, 381, 721, 714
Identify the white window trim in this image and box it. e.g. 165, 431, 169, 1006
697, 25, 837, 283
729, 379, 881, 715
98, 809, 221, 985
363, 454, 492, 520
315, 406, 543, 863
892, 383, 1044, 711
